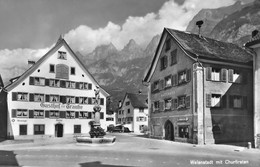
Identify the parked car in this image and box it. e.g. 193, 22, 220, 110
112, 126, 123, 133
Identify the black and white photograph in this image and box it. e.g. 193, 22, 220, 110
0, 0, 260, 166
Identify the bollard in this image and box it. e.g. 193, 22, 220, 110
247, 142, 251, 149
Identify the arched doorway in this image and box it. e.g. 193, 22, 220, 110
165, 120, 174, 141
55, 123, 63, 137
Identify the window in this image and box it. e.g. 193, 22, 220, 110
34, 94, 44, 102
139, 125, 145, 131
160, 56, 168, 70
173, 99, 178, 110
50, 95, 59, 102
74, 125, 81, 133
79, 111, 88, 119
17, 92, 28, 101
56, 64, 69, 79
154, 101, 159, 111
229, 95, 247, 109
165, 75, 172, 88
50, 64, 55, 73
179, 126, 189, 138
165, 39, 171, 51
170, 49, 177, 65
106, 118, 114, 121
58, 51, 67, 59
164, 98, 172, 111
49, 79, 60, 87
139, 108, 144, 113
178, 96, 186, 109
34, 125, 45, 135
128, 109, 131, 114
78, 97, 84, 104
19, 125, 27, 135
178, 69, 191, 85
50, 110, 59, 118
229, 69, 243, 83
66, 81, 76, 89
66, 111, 75, 119
126, 101, 130, 106
66, 96, 75, 104
152, 80, 160, 92
136, 116, 146, 122
34, 110, 44, 118
71, 67, 75, 75
17, 109, 28, 118
206, 67, 227, 82
34, 77, 45, 86
206, 94, 226, 108
78, 82, 84, 89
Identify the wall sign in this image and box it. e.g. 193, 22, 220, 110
40, 103, 83, 110
177, 117, 189, 122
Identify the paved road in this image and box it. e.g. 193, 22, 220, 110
1, 133, 260, 167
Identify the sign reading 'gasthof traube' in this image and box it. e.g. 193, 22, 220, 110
40, 103, 83, 110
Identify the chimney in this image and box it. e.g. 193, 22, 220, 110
196, 20, 204, 37
28, 60, 35, 68
252, 30, 259, 38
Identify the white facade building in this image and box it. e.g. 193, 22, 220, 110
5, 37, 109, 139
117, 93, 148, 133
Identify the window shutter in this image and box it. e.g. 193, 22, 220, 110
60, 80, 66, 88
59, 111, 64, 118
29, 94, 34, 102
243, 96, 247, 109
45, 111, 49, 118
60, 96, 66, 104
206, 67, 212, 80
159, 101, 164, 111
12, 92, 18, 101
242, 72, 247, 84
75, 112, 79, 118
45, 95, 50, 102
76, 82, 80, 89
29, 110, 34, 118
159, 80, 165, 90
206, 94, 212, 107
186, 69, 191, 82
150, 104, 154, 113
88, 112, 92, 119
173, 74, 178, 86
12, 109, 17, 118
221, 95, 227, 108
29, 77, 34, 85
45, 79, 49, 86
100, 98, 104, 105
62, 65, 69, 79
165, 56, 168, 69
100, 112, 104, 119
75, 97, 79, 104
185, 96, 191, 108
88, 98, 92, 104
221, 69, 227, 82
88, 83, 92, 90
228, 69, 234, 82
229, 95, 234, 108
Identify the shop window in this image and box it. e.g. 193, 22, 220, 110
49, 79, 60, 87
34, 124, 45, 135
160, 56, 168, 70
50, 64, 55, 73
66, 111, 75, 119
17, 109, 28, 118
19, 125, 27, 135
170, 49, 177, 65
165, 75, 172, 88
79, 111, 88, 119
70, 67, 76, 75
164, 98, 172, 111
58, 51, 67, 59
34, 110, 44, 118
74, 125, 81, 133
50, 110, 59, 118
179, 126, 189, 138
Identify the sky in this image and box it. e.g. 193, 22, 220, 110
0, 0, 240, 83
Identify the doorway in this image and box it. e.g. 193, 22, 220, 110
55, 124, 63, 137
165, 120, 174, 141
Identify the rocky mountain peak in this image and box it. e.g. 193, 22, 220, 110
122, 39, 142, 52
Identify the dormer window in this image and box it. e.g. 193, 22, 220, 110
58, 51, 67, 60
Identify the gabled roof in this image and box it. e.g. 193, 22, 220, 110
5, 38, 109, 97
245, 32, 260, 47
143, 28, 253, 82
123, 92, 148, 108
0, 75, 4, 88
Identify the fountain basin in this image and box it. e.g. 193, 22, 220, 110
76, 136, 116, 146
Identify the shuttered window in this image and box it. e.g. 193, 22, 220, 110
56, 64, 69, 79
160, 56, 168, 70
170, 49, 177, 65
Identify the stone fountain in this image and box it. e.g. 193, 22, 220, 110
76, 86, 116, 145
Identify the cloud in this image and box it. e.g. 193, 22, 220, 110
65, 0, 236, 53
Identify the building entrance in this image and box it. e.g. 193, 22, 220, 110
55, 124, 63, 137
165, 120, 174, 141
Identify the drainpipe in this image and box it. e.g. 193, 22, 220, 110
195, 55, 206, 145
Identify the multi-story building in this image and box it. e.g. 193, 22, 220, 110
3, 36, 109, 139
117, 93, 148, 133
143, 28, 254, 145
